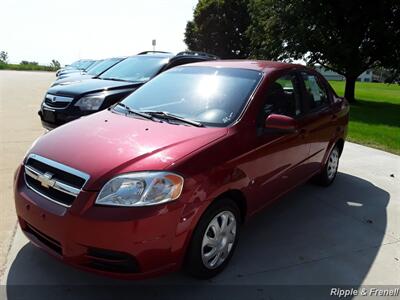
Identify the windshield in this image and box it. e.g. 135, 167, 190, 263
79, 60, 96, 70
69, 60, 81, 67
119, 66, 262, 127
85, 60, 103, 72
99, 56, 168, 82
86, 58, 123, 76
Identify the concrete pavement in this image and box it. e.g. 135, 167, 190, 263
0, 70, 51, 276
0, 70, 399, 299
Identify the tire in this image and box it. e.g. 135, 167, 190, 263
315, 144, 340, 186
184, 198, 241, 279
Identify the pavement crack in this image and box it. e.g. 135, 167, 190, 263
0, 220, 18, 280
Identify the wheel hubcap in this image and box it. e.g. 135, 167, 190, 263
327, 148, 339, 180
201, 211, 237, 269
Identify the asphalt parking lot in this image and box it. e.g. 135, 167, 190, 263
0, 70, 399, 299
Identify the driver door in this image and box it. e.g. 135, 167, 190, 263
243, 72, 310, 212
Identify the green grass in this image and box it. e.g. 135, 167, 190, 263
328, 81, 400, 155
0, 62, 55, 72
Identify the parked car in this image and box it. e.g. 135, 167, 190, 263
56, 60, 105, 80
56, 59, 96, 77
52, 57, 126, 86
53, 53, 174, 84
15, 60, 349, 279
38, 51, 218, 130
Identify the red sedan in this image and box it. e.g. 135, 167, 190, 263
14, 60, 349, 279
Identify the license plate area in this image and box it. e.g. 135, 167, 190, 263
42, 108, 56, 123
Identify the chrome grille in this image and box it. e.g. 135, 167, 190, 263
44, 94, 73, 109
24, 154, 90, 207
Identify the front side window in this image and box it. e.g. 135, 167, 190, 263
261, 73, 302, 120
119, 66, 262, 127
301, 72, 329, 109
99, 57, 169, 82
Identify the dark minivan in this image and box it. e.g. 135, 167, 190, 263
39, 51, 218, 130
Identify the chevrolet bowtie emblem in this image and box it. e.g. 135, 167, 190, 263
38, 172, 55, 188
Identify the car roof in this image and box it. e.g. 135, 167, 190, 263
106, 56, 127, 60
175, 51, 219, 59
136, 52, 175, 58
182, 60, 305, 74
137, 51, 173, 55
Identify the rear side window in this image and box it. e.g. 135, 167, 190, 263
301, 72, 329, 109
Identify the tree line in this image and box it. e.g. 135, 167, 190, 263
0, 51, 61, 71
184, 0, 400, 103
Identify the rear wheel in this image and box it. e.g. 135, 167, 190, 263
316, 145, 340, 186
184, 198, 240, 279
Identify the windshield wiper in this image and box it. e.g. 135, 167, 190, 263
115, 103, 156, 121
142, 111, 204, 127
100, 77, 130, 82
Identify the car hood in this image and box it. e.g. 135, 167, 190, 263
57, 72, 84, 80
47, 78, 142, 97
29, 110, 228, 190
52, 74, 95, 87
59, 69, 81, 75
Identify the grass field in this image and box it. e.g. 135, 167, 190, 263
0, 62, 55, 72
328, 81, 400, 155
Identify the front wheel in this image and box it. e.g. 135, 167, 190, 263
315, 145, 340, 186
184, 198, 240, 279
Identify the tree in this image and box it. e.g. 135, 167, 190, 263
20, 60, 38, 65
247, 0, 400, 102
0, 51, 8, 63
184, 0, 251, 58
50, 59, 61, 70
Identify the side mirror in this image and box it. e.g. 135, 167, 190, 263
264, 114, 298, 133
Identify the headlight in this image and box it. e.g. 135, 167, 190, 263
95, 172, 184, 207
74, 92, 106, 110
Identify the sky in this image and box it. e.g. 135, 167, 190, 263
0, 0, 199, 65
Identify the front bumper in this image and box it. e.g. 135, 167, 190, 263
38, 108, 89, 130
14, 166, 188, 279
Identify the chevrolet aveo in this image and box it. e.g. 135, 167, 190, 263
14, 61, 349, 279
